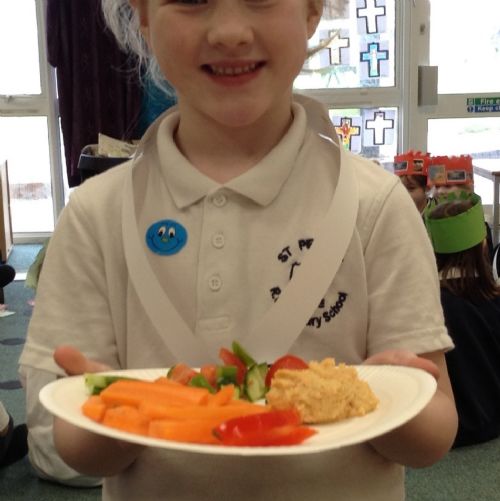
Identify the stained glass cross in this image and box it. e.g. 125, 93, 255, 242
360, 42, 389, 78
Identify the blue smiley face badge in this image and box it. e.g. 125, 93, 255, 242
145, 219, 188, 256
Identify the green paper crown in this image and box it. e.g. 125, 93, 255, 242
424, 192, 486, 254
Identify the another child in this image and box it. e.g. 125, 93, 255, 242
425, 193, 500, 447
0, 263, 16, 304
0, 401, 28, 468
393, 150, 430, 213
427, 154, 474, 198
19, 1, 457, 499
427, 154, 494, 260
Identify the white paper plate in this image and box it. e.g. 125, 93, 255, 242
39, 365, 436, 456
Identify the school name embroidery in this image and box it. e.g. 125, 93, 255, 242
307, 292, 348, 329
269, 238, 349, 329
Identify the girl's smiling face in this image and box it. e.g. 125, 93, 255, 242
133, 0, 322, 129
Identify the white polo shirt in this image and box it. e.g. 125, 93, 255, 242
20, 101, 452, 500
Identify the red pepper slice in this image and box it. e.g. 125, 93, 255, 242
217, 424, 317, 446
216, 408, 301, 436
265, 354, 308, 388
219, 348, 247, 385
213, 409, 315, 446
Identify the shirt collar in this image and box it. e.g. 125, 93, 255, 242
155, 103, 308, 209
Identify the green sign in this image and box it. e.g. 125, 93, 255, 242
467, 97, 500, 113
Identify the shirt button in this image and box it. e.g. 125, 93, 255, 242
212, 233, 225, 249
212, 193, 227, 207
208, 275, 222, 291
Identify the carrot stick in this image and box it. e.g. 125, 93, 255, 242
205, 384, 236, 406
139, 400, 269, 422
153, 376, 184, 386
81, 395, 106, 422
99, 380, 210, 407
102, 405, 150, 436
148, 419, 221, 444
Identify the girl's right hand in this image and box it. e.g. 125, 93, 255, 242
54, 345, 110, 375
52, 346, 144, 475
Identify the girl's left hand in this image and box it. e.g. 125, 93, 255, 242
364, 349, 440, 380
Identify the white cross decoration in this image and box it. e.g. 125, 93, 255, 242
357, 0, 386, 34
365, 111, 394, 145
323, 32, 350, 65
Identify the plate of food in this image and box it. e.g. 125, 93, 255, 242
39, 360, 437, 456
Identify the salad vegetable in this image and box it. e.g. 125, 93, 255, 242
85, 373, 136, 395
213, 409, 317, 446
80, 342, 315, 447
84, 342, 308, 402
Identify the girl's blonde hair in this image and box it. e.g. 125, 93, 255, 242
100, 0, 168, 92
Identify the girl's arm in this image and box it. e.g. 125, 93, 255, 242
366, 349, 457, 468
52, 346, 144, 477
53, 418, 142, 477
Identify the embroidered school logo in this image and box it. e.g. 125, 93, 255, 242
269, 238, 349, 329
306, 292, 348, 329
145, 219, 188, 256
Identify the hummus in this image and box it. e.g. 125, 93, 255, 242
266, 358, 378, 424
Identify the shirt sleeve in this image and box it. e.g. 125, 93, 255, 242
362, 178, 453, 356
18, 366, 102, 487
19, 192, 121, 374
18, 190, 121, 484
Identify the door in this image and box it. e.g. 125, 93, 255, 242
0, 0, 64, 241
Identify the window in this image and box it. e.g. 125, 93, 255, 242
430, 0, 500, 94
295, 0, 400, 165
297, 0, 396, 90
423, 0, 500, 216
0, 1, 41, 95
0, 0, 64, 239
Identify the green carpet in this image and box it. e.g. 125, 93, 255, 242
406, 438, 500, 500
1, 245, 499, 500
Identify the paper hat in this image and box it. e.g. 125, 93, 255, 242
424, 191, 486, 254
393, 151, 430, 177
427, 155, 473, 187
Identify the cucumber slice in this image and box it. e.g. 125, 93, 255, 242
84, 373, 134, 395
244, 363, 268, 402
188, 374, 216, 394
215, 365, 238, 387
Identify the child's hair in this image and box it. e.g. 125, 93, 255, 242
100, 0, 167, 93
428, 200, 500, 302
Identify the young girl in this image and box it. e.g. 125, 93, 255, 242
0, 401, 27, 468
393, 150, 430, 214
427, 154, 494, 260
427, 154, 474, 198
425, 194, 500, 447
19, 1, 457, 499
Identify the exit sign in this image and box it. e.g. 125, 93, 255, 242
467, 97, 500, 113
